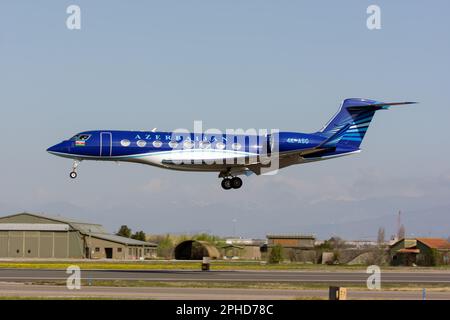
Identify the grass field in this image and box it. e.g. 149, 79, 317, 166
1, 259, 450, 272
27, 279, 450, 291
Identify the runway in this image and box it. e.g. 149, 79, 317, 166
1, 268, 450, 283
0, 282, 449, 300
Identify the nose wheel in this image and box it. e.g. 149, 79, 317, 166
69, 160, 81, 179
221, 177, 243, 190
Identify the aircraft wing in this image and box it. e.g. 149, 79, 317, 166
161, 157, 260, 167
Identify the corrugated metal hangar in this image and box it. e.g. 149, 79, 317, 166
0, 212, 157, 259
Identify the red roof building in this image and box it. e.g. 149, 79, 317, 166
390, 238, 450, 266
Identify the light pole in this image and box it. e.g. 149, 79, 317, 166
232, 219, 237, 238
88, 228, 92, 259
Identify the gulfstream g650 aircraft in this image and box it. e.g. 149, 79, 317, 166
47, 98, 414, 190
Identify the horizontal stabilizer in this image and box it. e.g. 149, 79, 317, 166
347, 101, 417, 111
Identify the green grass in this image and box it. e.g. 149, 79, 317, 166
1, 260, 450, 271
0, 296, 135, 300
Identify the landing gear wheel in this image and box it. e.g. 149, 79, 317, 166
231, 177, 243, 189
221, 178, 232, 190
69, 160, 81, 179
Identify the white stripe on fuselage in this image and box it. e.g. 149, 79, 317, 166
48, 148, 361, 172
49, 149, 258, 166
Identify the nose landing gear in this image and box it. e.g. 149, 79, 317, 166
69, 160, 81, 179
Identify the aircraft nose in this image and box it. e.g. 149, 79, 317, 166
47, 143, 61, 154
47, 142, 69, 154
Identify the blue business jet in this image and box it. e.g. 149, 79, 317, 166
47, 98, 414, 190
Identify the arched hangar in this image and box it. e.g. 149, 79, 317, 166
174, 240, 220, 260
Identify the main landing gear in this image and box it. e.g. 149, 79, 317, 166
219, 169, 243, 190
221, 177, 243, 190
69, 160, 81, 179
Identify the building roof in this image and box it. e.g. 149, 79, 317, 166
225, 238, 266, 246
267, 234, 315, 239
221, 244, 245, 250
0, 223, 70, 231
90, 233, 156, 246
417, 238, 450, 249
0, 212, 157, 247
390, 237, 450, 251
0, 212, 107, 233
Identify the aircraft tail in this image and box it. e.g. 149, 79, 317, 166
318, 98, 416, 149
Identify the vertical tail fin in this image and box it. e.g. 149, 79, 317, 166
319, 98, 416, 149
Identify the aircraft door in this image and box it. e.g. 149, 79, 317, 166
100, 132, 112, 157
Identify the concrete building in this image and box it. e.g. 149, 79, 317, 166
390, 238, 450, 266
266, 234, 316, 263
0, 213, 157, 259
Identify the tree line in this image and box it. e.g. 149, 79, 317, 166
116, 225, 146, 241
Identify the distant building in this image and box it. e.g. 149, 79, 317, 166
266, 234, 316, 263
267, 234, 315, 248
0, 212, 157, 260
225, 238, 266, 246
174, 240, 220, 260
390, 238, 450, 266
344, 240, 378, 248
223, 238, 266, 260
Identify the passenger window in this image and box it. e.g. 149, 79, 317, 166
121, 139, 131, 147
137, 140, 147, 147
199, 141, 211, 149
153, 140, 162, 148
168, 141, 178, 148
232, 143, 242, 150
183, 140, 194, 149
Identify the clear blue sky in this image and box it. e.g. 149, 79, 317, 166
1, 1, 449, 239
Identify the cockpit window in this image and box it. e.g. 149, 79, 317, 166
70, 134, 91, 141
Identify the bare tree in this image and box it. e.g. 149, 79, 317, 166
377, 227, 386, 244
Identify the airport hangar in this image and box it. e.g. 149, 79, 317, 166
0, 213, 157, 259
